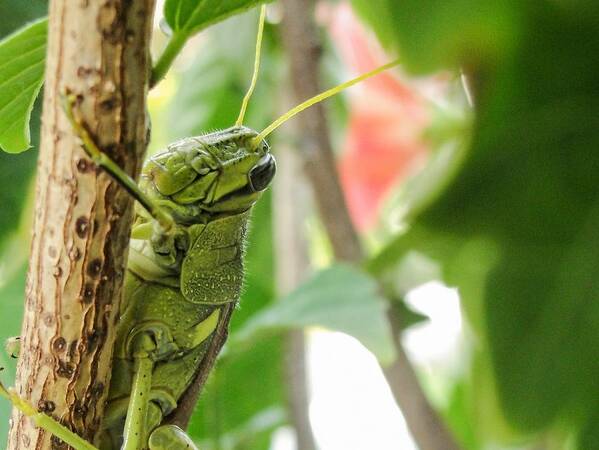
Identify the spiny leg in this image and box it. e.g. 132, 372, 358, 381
61, 92, 175, 233
122, 353, 154, 450
0, 381, 98, 450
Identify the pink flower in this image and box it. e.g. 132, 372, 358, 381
323, 3, 435, 230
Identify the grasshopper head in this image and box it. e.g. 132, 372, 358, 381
141, 126, 275, 223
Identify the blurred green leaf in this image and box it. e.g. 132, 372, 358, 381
0, 0, 45, 268
443, 380, 480, 450
391, 297, 429, 331
197, 406, 285, 450
0, 18, 47, 153
235, 264, 396, 365
0, 0, 47, 35
577, 402, 599, 450
358, 0, 599, 444
350, 0, 519, 74
164, 0, 270, 35
0, 0, 46, 369
0, 151, 38, 255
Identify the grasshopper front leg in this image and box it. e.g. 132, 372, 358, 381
62, 92, 175, 233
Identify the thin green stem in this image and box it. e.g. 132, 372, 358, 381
235, 5, 267, 126
150, 31, 189, 88
251, 59, 400, 148
1, 382, 98, 450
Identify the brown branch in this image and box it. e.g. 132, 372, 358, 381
279, 1, 461, 449
279, 1, 363, 264
7, 1, 155, 448
383, 311, 461, 450
274, 140, 317, 450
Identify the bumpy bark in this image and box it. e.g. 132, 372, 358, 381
7, 1, 155, 448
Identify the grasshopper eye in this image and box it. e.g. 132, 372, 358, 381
248, 154, 276, 192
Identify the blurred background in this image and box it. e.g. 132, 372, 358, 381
1, 1, 598, 450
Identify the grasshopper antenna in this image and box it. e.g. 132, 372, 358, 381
250, 59, 401, 148
235, 4, 267, 127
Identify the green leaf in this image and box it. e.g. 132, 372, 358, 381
235, 264, 396, 365
0, 0, 47, 36
164, 10, 278, 139
0, 0, 45, 279
359, 0, 599, 443
443, 380, 481, 450
0, 150, 38, 255
0, 18, 47, 153
153, 0, 273, 92
350, 0, 519, 74
577, 402, 599, 450
0, 18, 45, 447
164, 0, 269, 35
196, 406, 286, 450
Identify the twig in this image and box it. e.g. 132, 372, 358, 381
279, 0, 363, 263
384, 311, 461, 450
279, 1, 461, 449
274, 137, 318, 450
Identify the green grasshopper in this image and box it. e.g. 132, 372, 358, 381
1, 4, 398, 449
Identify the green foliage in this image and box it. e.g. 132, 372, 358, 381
165, 14, 279, 138
0, 3, 48, 261
0, 2, 47, 445
164, 0, 270, 35
0, 18, 47, 153
0, 0, 45, 250
0, 151, 37, 254
154, 0, 273, 84
350, 0, 519, 74
358, 0, 599, 446
236, 264, 396, 364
